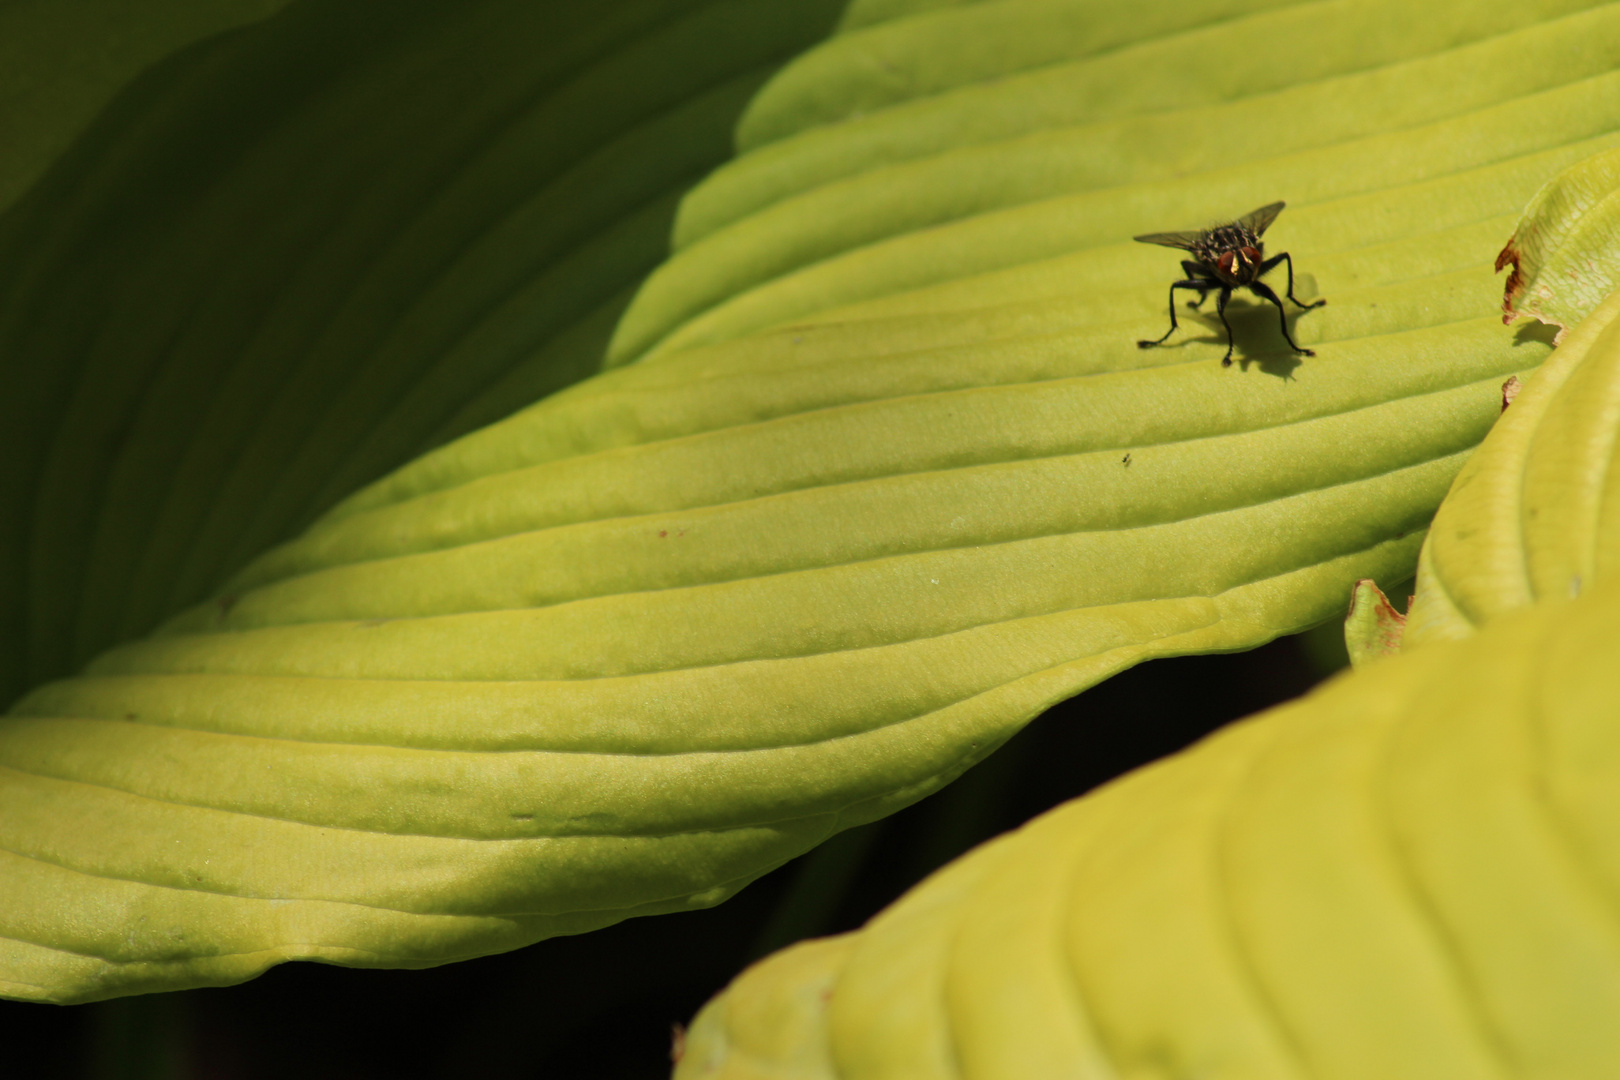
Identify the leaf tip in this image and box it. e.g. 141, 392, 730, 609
1345, 579, 1406, 667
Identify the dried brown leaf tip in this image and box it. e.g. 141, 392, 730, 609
1345, 578, 1406, 667
1501, 375, 1523, 411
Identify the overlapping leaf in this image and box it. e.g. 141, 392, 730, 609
1410, 162, 1620, 641
1496, 145, 1620, 340
7, 0, 1620, 1002
676, 575, 1620, 1079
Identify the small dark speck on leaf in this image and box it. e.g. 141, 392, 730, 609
124, 713, 138, 722
658, 530, 667, 538
1122, 453, 1132, 466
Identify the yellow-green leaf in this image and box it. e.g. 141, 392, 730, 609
677, 577, 1620, 1079
1497, 145, 1620, 339
9, 0, 1620, 1002
1343, 578, 1407, 666
1408, 278, 1620, 643
612, 0, 1620, 364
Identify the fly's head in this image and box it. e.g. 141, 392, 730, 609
1215, 243, 1264, 285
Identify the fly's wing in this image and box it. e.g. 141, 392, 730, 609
1132, 229, 1203, 250
1237, 201, 1286, 237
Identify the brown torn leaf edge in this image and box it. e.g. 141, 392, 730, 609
1496, 239, 1525, 325
1496, 235, 1570, 344
1501, 374, 1522, 411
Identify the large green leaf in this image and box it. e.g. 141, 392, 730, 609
7, 0, 1620, 1002
675, 576, 1620, 1079
0, 0, 841, 703
1409, 171, 1620, 641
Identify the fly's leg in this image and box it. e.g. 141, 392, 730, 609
1181, 261, 1212, 308
1138, 280, 1210, 348
1250, 280, 1316, 357
1257, 251, 1326, 310
1216, 288, 1236, 365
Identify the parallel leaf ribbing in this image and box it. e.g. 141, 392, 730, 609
615, 0, 1620, 363
0, 0, 842, 701
677, 583, 1620, 1079
4, 0, 1614, 1001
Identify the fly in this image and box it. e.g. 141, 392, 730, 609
1134, 201, 1325, 366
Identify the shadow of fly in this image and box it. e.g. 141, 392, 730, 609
1134, 201, 1325, 366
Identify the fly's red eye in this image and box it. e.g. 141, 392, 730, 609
1241, 246, 1261, 263
1217, 252, 1237, 274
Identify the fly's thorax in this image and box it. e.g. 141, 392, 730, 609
1203, 223, 1251, 251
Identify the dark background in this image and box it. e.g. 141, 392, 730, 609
1, 628, 1345, 1080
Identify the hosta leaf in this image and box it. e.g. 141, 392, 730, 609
1408, 141, 1620, 643
0, 0, 841, 703
1496, 145, 1620, 340
8, 0, 1620, 1002
676, 579, 1620, 1080
0, 0, 293, 215
612, 0, 1620, 363
1407, 276, 1620, 643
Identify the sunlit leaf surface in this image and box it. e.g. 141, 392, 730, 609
1497, 145, 1620, 340
8, 0, 1620, 1001
1409, 280, 1620, 642
677, 579, 1620, 1079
